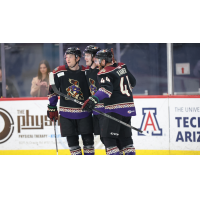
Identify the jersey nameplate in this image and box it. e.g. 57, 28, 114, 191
57, 72, 64, 77
116, 68, 127, 76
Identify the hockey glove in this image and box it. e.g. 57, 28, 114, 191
82, 96, 99, 112
47, 104, 58, 121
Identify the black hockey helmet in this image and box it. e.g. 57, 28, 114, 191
95, 49, 113, 63
64, 47, 81, 59
83, 45, 101, 57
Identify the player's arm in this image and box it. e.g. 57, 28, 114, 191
81, 74, 113, 112
125, 65, 136, 88
47, 70, 60, 121
48, 70, 61, 106
94, 74, 113, 101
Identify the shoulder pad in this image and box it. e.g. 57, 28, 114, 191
117, 62, 126, 68
53, 65, 66, 74
98, 66, 116, 75
112, 62, 126, 70
118, 62, 125, 66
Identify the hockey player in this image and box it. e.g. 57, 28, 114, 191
83, 45, 105, 140
47, 47, 94, 155
84, 45, 122, 154
82, 49, 136, 155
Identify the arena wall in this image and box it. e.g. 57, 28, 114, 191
0, 96, 200, 155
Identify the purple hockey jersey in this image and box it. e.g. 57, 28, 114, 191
94, 62, 137, 117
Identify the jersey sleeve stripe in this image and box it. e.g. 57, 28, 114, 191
99, 87, 112, 97
48, 93, 58, 99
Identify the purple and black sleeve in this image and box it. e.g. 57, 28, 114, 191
94, 74, 113, 102
48, 73, 59, 107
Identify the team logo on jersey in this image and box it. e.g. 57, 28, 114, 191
128, 110, 135, 114
89, 78, 97, 95
110, 132, 119, 136
138, 108, 162, 136
66, 79, 84, 100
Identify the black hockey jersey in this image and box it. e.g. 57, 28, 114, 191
48, 65, 91, 119
94, 62, 136, 117
85, 66, 104, 115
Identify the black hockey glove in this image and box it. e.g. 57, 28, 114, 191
47, 104, 58, 121
82, 96, 99, 112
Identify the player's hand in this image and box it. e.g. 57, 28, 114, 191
47, 105, 58, 121
82, 96, 99, 112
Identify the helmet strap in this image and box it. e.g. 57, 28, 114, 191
90, 61, 94, 67
70, 55, 79, 69
90, 54, 94, 67
71, 62, 78, 68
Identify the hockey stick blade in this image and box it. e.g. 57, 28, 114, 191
49, 72, 142, 133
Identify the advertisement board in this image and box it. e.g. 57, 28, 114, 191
169, 97, 200, 153
132, 97, 169, 153
0, 96, 200, 155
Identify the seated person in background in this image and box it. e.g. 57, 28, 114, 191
30, 60, 51, 97
0, 66, 19, 98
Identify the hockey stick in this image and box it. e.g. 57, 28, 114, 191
49, 72, 142, 133
111, 48, 116, 63
53, 118, 58, 155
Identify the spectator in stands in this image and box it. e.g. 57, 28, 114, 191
30, 60, 51, 97
0, 66, 19, 98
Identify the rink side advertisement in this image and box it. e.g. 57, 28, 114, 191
169, 98, 200, 154
0, 96, 200, 155
0, 98, 105, 155
132, 97, 170, 155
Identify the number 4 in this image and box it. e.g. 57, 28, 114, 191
101, 78, 105, 83
120, 76, 132, 97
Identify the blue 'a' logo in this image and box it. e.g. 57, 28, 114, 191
138, 108, 162, 136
